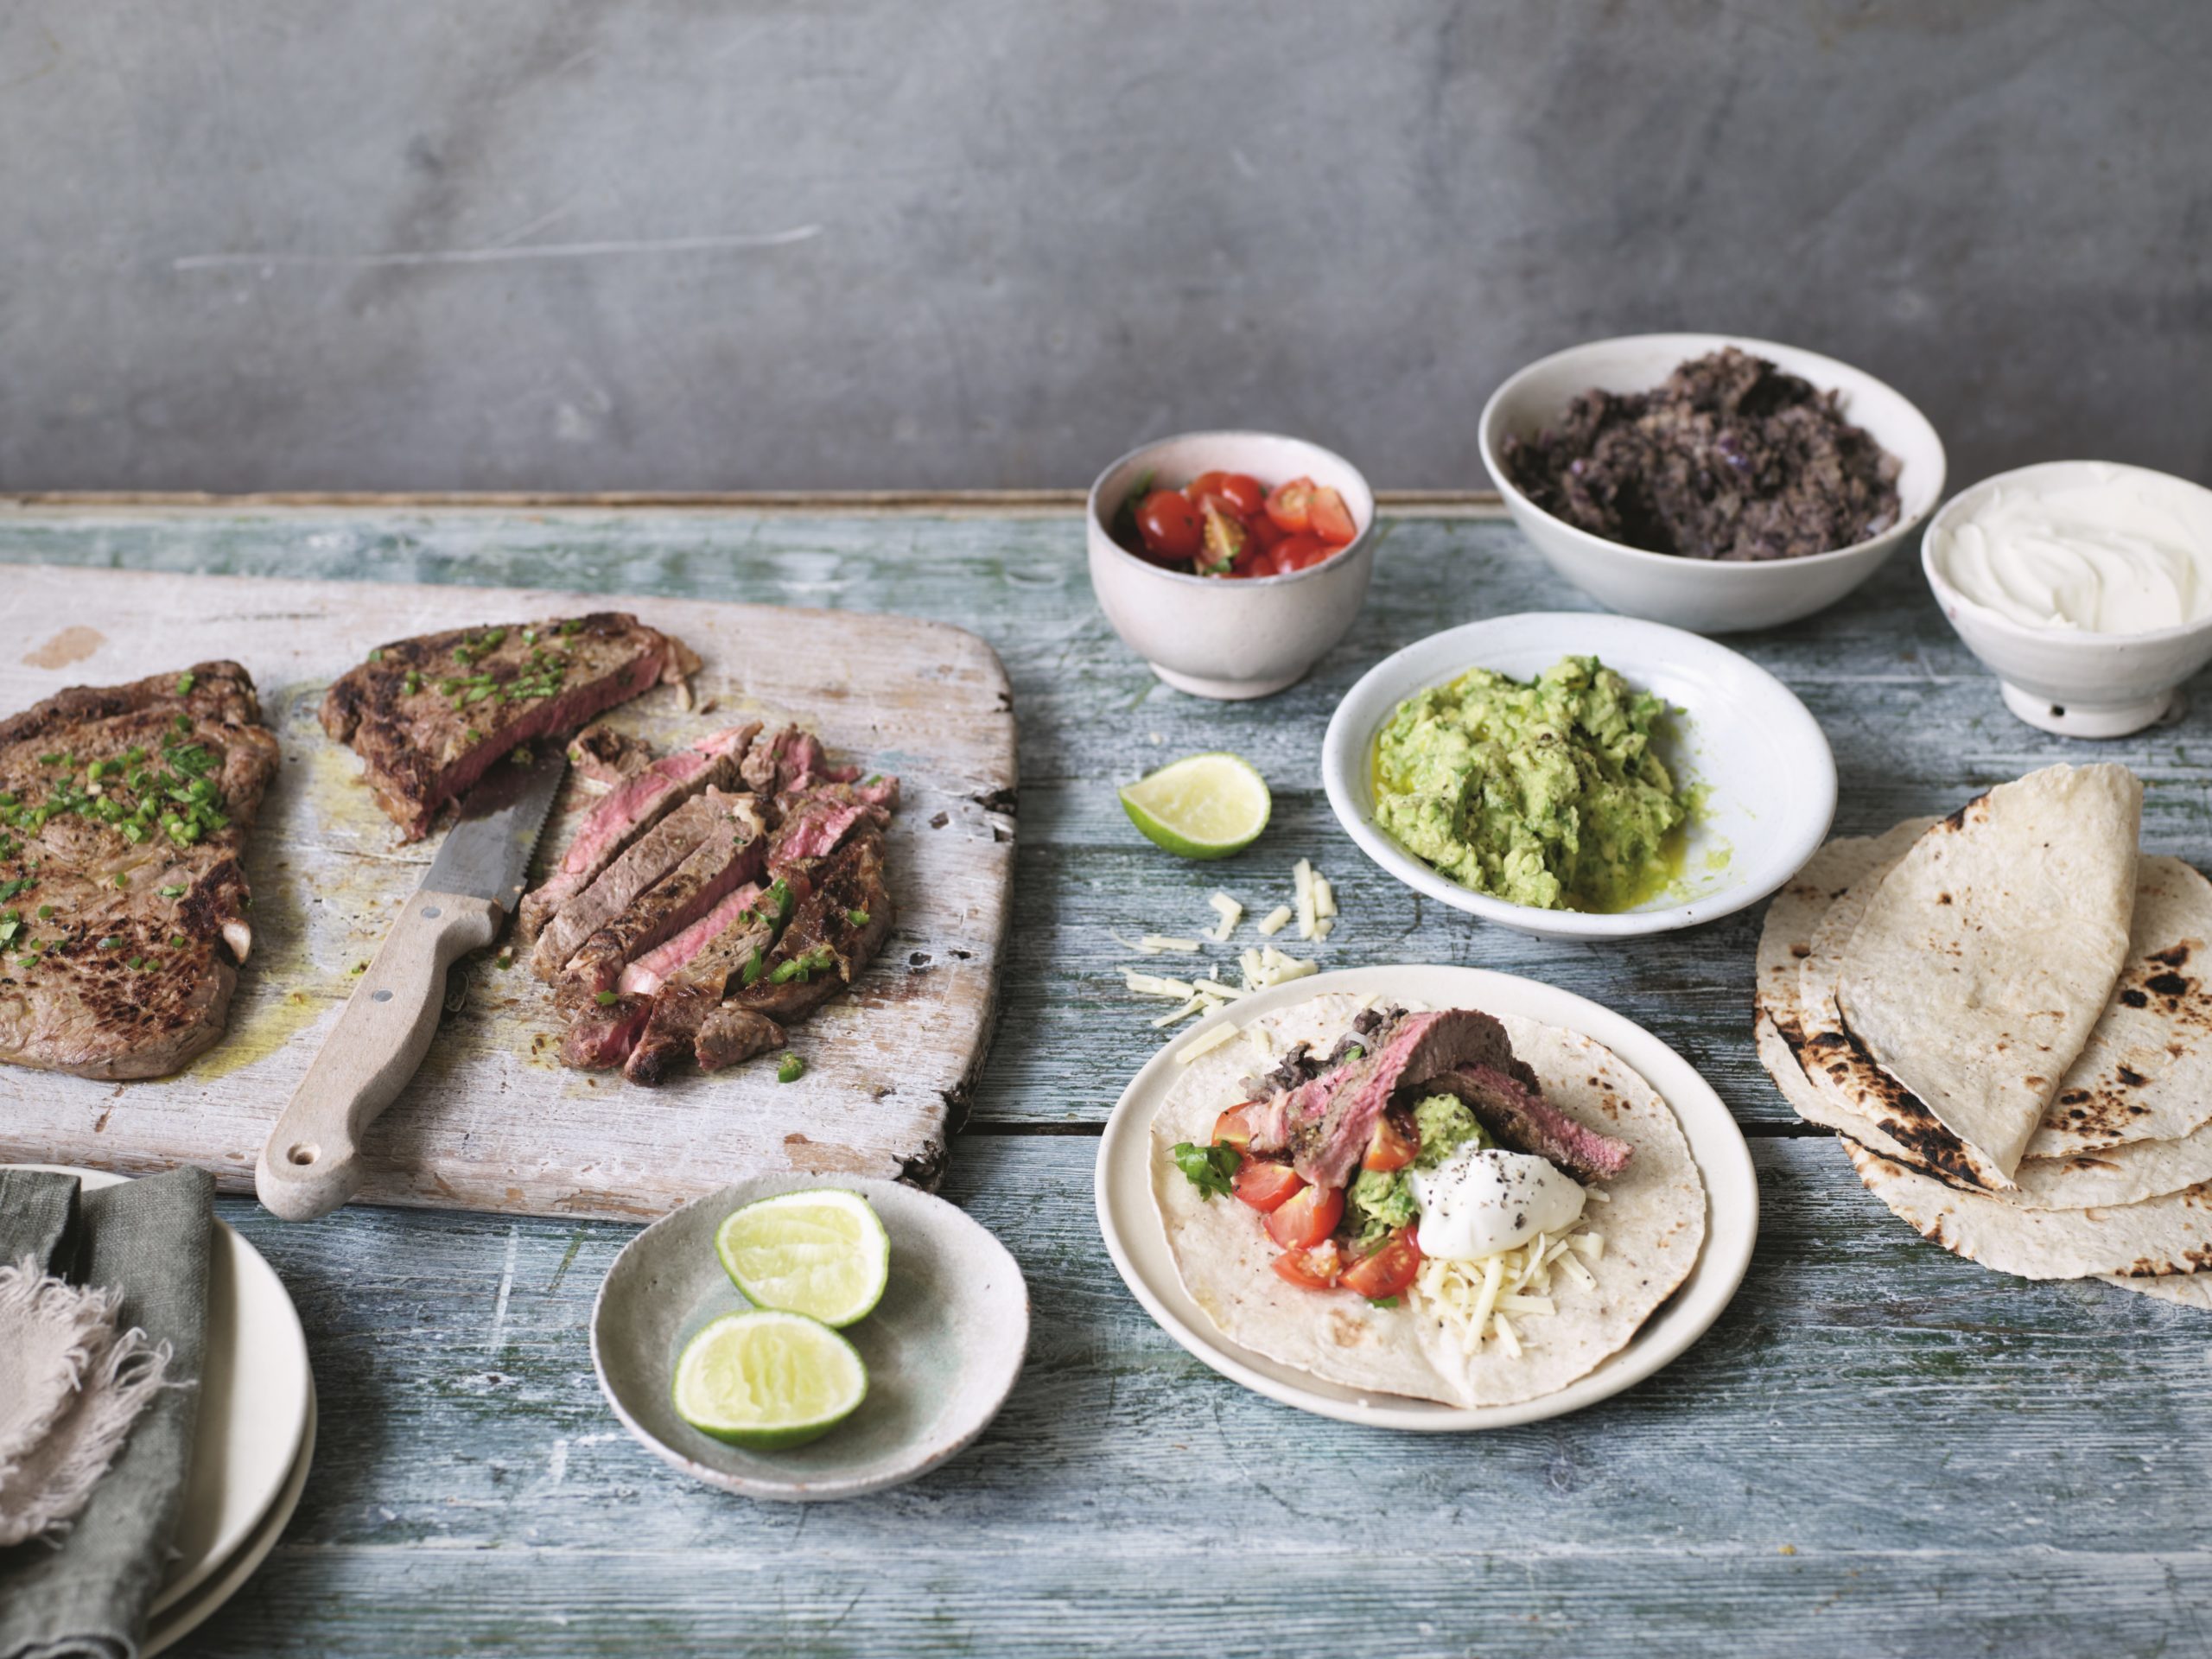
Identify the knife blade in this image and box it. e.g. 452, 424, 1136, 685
255, 753, 569, 1221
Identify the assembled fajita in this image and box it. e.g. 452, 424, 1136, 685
1150, 992, 1707, 1408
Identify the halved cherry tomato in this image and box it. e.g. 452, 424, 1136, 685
1255, 534, 1332, 576
1212, 1103, 1261, 1150
1340, 1229, 1422, 1300
1264, 1181, 1344, 1250
1245, 512, 1287, 555
1198, 503, 1247, 573
1273, 1239, 1344, 1289
1135, 490, 1202, 561
1363, 1116, 1418, 1173
1233, 1160, 1305, 1213
1264, 476, 1315, 533
1308, 486, 1357, 547
1186, 471, 1265, 518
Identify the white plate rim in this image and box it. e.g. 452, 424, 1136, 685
589, 1173, 1031, 1502
1320, 612, 1837, 938
143, 1379, 316, 1658
1092, 963, 1759, 1431
6, 1164, 312, 1607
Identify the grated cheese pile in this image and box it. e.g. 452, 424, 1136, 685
1114, 859, 1342, 1027
1414, 1227, 1606, 1359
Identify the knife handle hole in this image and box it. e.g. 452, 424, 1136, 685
287, 1143, 319, 1166
372, 988, 393, 1002
422, 905, 442, 918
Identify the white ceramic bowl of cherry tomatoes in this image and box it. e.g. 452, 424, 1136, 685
1087, 431, 1376, 700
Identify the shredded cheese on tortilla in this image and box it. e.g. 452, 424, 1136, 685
1175, 1021, 1243, 1064
1415, 1222, 1605, 1357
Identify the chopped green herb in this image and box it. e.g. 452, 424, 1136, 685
158, 884, 187, 899
594, 989, 619, 1007
97, 936, 121, 950
350, 962, 367, 975
846, 907, 870, 927
175, 672, 196, 696
403, 671, 422, 696
509, 747, 533, 767
35, 905, 52, 919
776, 1054, 805, 1084
113, 873, 128, 889
464, 728, 483, 744
128, 957, 145, 971
741, 950, 766, 988
171, 934, 187, 948
369, 648, 384, 663
1111, 468, 1156, 547
1170, 1140, 1240, 1201
0, 877, 35, 906
1367, 1296, 1401, 1309
560, 619, 583, 635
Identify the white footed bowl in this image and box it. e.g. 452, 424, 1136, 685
1923, 460, 2212, 738
1087, 431, 1376, 700
1479, 333, 1946, 634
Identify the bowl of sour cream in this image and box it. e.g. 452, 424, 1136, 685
1923, 460, 2212, 738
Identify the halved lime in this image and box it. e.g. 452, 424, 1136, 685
1118, 753, 1271, 860
671, 1310, 868, 1449
714, 1189, 890, 1327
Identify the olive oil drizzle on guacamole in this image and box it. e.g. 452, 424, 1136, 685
1371, 655, 1688, 912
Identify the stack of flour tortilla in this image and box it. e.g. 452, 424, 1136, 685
1755, 761, 2212, 1308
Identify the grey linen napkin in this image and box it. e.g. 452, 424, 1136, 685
0, 1168, 215, 1659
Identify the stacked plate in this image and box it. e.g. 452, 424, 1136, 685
16, 1166, 315, 1656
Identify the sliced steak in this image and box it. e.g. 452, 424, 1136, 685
618, 880, 761, 996
766, 777, 899, 878
565, 722, 659, 788
741, 726, 861, 795
719, 830, 893, 1028
694, 1006, 786, 1071
558, 990, 654, 1070
321, 613, 687, 840
530, 789, 731, 979
517, 722, 756, 939
559, 796, 770, 996
1286, 1008, 1529, 1190
1414, 1064, 1635, 1185
0, 663, 280, 1078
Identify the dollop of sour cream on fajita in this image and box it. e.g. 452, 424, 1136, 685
1410, 1144, 1587, 1261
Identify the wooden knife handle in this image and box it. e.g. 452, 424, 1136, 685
255, 888, 502, 1221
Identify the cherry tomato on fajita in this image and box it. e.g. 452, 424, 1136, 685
1117, 469, 1357, 578
1339, 1229, 1423, 1300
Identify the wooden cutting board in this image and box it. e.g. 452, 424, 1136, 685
0, 566, 1016, 1220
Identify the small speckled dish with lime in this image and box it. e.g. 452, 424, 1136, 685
1320, 613, 1835, 939
592, 1173, 1029, 1501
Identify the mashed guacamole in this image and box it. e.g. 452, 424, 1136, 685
1373, 655, 1685, 912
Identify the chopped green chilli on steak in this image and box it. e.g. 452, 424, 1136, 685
320, 613, 693, 839
0, 663, 280, 1077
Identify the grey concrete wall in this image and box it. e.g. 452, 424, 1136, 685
0, 0, 2205, 493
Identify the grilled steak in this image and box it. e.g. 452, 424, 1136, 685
741, 726, 860, 795
566, 722, 658, 787
618, 880, 761, 996
622, 902, 777, 1084
1281, 1008, 1529, 1189
530, 788, 732, 979
516, 722, 755, 939
559, 796, 769, 996
0, 664, 280, 1078
558, 990, 653, 1070
1413, 1064, 1635, 1184
720, 830, 893, 1028
766, 777, 899, 879
321, 613, 687, 840
694, 1006, 786, 1072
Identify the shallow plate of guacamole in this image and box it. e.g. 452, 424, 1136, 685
1321, 613, 1835, 938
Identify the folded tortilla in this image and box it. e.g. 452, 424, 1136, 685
1834, 764, 2143, 1182
1149, 991, 1705, 1409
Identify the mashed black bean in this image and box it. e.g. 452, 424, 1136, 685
1501, 348, 1903, 562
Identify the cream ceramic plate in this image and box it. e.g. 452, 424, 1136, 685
143, 1384, 315, 1657
1093, 965, 1758, 1430
11, 1165, 315, 1612
1321, 613, 1836, 939
592, 1173, 1029, 1501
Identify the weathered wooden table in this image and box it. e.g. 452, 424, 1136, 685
3, 495, 2208, 1658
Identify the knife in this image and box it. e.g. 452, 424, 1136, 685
256, 754, 568, 1221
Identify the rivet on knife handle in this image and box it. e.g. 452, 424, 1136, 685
254, 888, 500, 1221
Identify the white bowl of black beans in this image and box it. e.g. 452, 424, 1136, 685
1479, 334, 1946, 634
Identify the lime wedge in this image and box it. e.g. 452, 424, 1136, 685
714, 1190, 891, 1327
1118, 753, 1271, 860
671, 1310, 868, 1449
